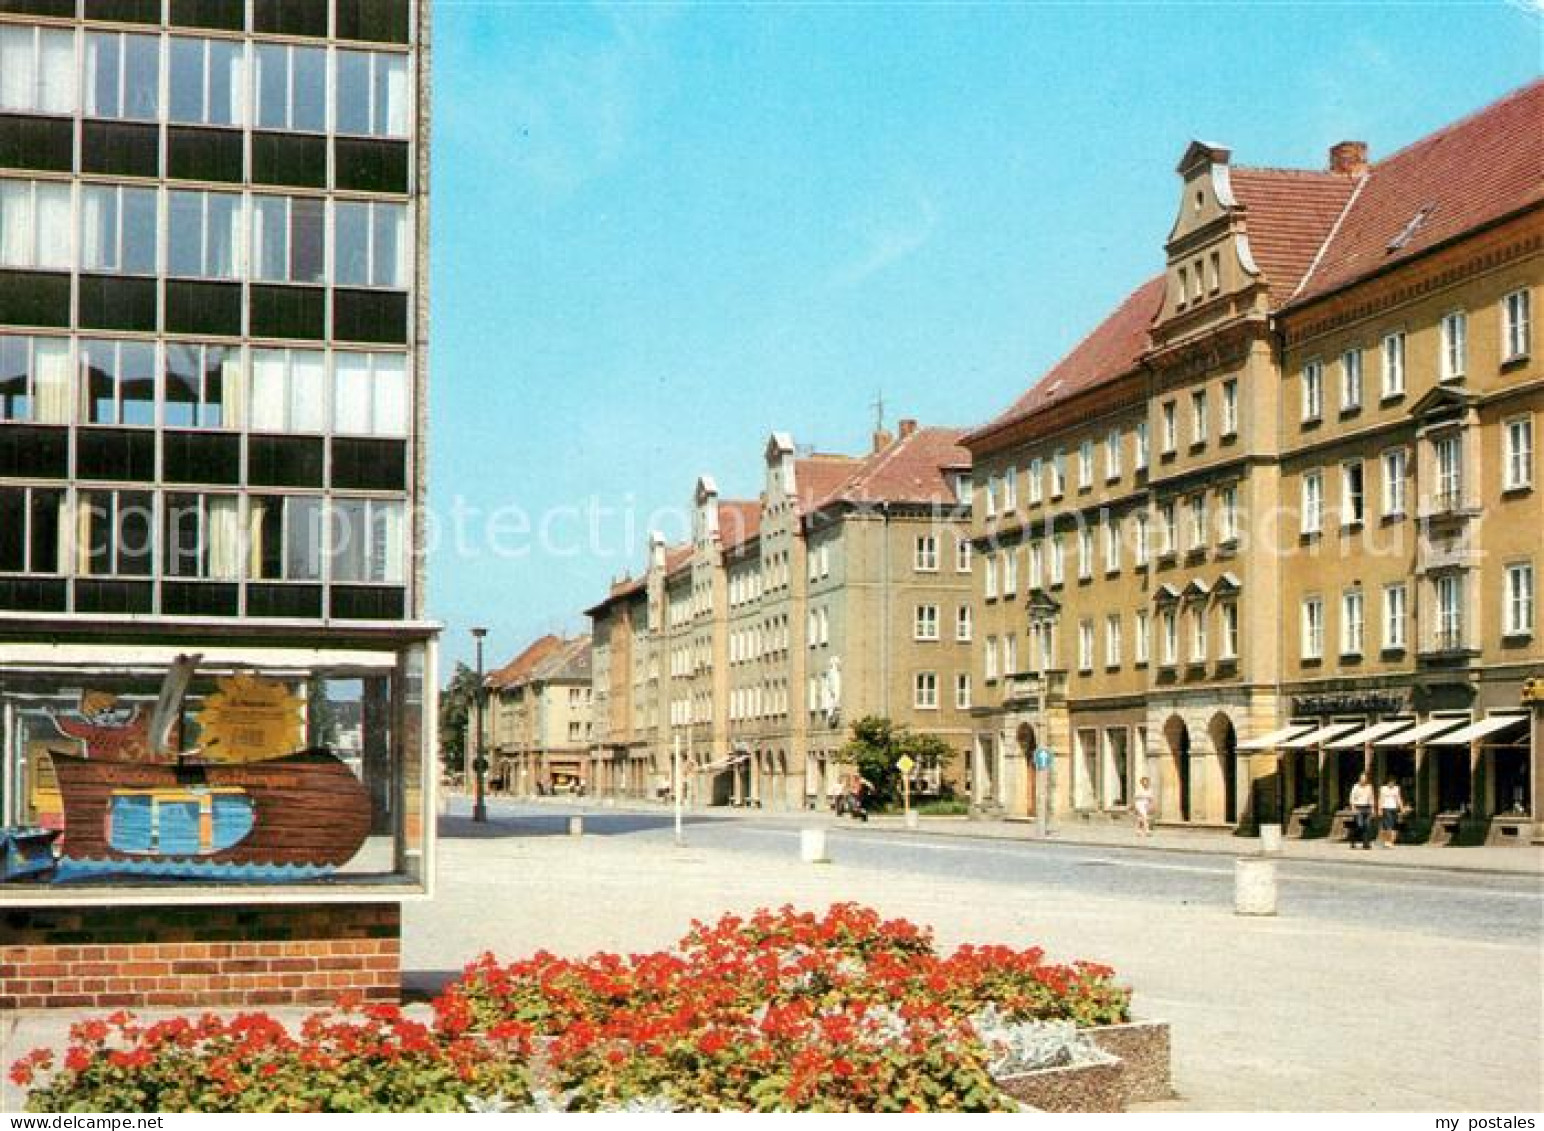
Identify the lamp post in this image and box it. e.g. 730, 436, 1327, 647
472, 626, 488, 823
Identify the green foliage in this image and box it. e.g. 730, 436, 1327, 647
438, 661, 481, 775
836, 717, 956, 809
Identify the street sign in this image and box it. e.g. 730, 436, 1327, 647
896, 754, 916, 774
1033, 746, 1054, 771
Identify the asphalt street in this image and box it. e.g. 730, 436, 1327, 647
456, 798, 1544, 946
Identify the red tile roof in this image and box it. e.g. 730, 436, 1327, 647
964, 275, 1165, 449
1228, 167, 1359, 300
718, 500, 763, 550
1290, 79, 1544, 305
528, 636, 591, 683
794, 455, 862, 514
662, 542, 693, 577
825, 426, 971, 507
485, 634, 563, 690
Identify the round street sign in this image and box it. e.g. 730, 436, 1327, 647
896, 754, 916, 774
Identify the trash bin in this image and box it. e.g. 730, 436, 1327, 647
800, 828, 829, 863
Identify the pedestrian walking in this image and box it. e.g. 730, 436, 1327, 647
1349, 773, 1376, 849
1378, 775, 1405, 848
1133, 776, 1154, 838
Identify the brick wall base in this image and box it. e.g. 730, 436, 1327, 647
0, 902, 400, 1011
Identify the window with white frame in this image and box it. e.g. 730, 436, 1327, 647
1435, 434, 1462, 506
1035, 621, 1054, 671
1221, 378, 1238, 437
80, 338, 155, 427
1382, 449, 1408, 517
1050, 534, 1065, 585
1435, 573, 1464, 648
1078, 441, 1093, 489
1302, 471, 1323, 535
164, 343, 241, 430
1105, 614, 1122, 667
1188, 495, 1207, 552
335, 49, 410, 138
1302, 361, 1323, 421
0, 179, 71, 271
915, 604, 939, 641
1219, 485, 1239, 543
250, 348, 325, 433
1342, 461, 1365, 526
1134, 609, 1150, 665
85, 31, 159, 120
333, 352, 408, 437
1502, 289, 1532, 362
251, 195, 326, 283
955, 537, 972, 572
1078, 620, 1094, 672
162, 493, 241, 580
1504, 416, 1533, 491
167, 190, 243, 280
1383, 583, 1407, 650
1191, 389, 1208, 445
255, 41, 326, 132
1190, 605, 1207, 662
983, 475, 997, 518
984, 636, 998, 681
1439, 311, 1467, 381
1505, 562, 1534, 636
1341, 588, 1364, 655
1161, 400, 1177, 453
1341, 348, 1363, 411
1002, 467, 1018, 511
1077, 526, 1092, 580
80, 489, 155, 576
1134, 512, 1150, 567
1160, 608, 1178, 666
1105, 429, 1121, 481
335, 201, 408, 289
1219, 601, 1239, 660
1301, 597, 1324, 660
914, 534, 938, 571
1135, 420, 1150, 470
1028, 540, 1043, 590
168, 36, 244, 126
1003, 633, 1018, 675
1104, 520, 1120, 573
955, 672, 971, 710
1381, 331, 1406, 398
956, 605, 972, 641
81, 184, 158, 275
1051, 450, 1067, 497
0, 334, 72, 424
1158, 501, 1176, 556
983, 554, 997, 599
1027, 457, 1043, 504
1001, 546, 1018, 594
0, 24, 76, 115
0, 485, 66, 575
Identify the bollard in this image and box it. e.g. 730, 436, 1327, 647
1234, 856, 1277, 916
1258, 823, 1283, 855
568, 815, 584, 837
903, 810, 920, 830
800, 828, 829, 863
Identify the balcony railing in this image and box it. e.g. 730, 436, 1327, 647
1424, 625, 1470, 654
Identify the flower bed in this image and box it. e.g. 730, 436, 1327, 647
13, 903, 1142, 1113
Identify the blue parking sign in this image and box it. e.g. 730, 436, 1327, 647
1033, 746, 1054, 771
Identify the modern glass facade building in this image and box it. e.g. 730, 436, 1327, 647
0, 0, 434, 905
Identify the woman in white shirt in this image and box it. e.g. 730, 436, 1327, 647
1377, 777, 1405, 848
1348, 774, 1376, 850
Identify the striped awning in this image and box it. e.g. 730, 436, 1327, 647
1279, 722, 1362, 749
1374, 717, 1469, 747
1425, 715, 1529, 747
1325, 719, 1418, 749
1238, 723, 1316, 752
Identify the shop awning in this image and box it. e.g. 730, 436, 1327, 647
1425, 715, 1530, 747
1238, 723, 1316, 751
1279, 722, 1362, 749
1374, 717, 1469, 746
1325, 719, 1418, 749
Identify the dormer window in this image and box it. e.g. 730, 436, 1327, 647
1194, 190, 1204, 213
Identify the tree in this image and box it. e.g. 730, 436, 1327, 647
836, 716, 955, 810
438, 662, 481, 777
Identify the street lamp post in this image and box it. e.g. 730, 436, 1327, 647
472, 627, 488, 823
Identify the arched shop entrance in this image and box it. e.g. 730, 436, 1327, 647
1209, 712, 1238, 825
1017, 723, 1038, 814
1164, 715, 1191, 822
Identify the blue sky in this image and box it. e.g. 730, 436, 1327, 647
428, 0, 1541, 672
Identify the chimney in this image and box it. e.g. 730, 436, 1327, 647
871, 428, 893, 453
1328, 141, 1368, 175
898, 418, 918, 440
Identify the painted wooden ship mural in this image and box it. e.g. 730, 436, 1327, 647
37, 658, 372, 878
